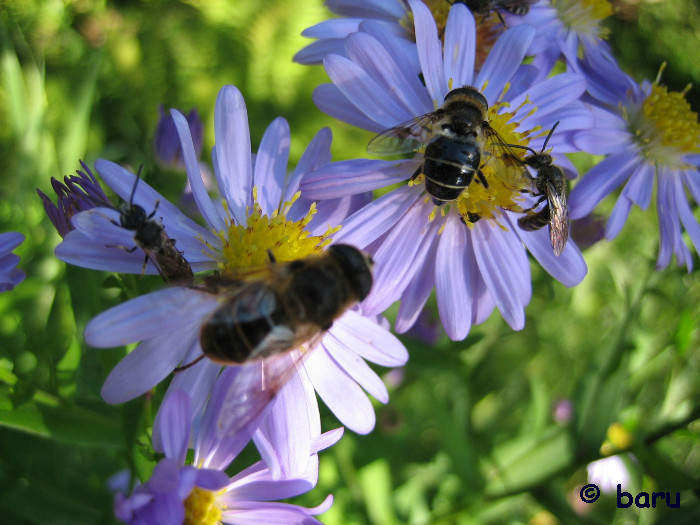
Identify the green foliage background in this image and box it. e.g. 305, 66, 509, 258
1, 0, 699, 523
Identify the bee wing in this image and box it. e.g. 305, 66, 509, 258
367, 111, 444, 155
210, 335, 324, 447
152, 244, 194, 286
544, 180, 569, 256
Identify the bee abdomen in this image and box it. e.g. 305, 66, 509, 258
518, 208, 550, 232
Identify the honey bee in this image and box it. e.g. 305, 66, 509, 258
450, 0, 534, 17
368, 86, 521, 208
175, 244, 373, 371
111, 167, 194, 285
510, 122, 569, 256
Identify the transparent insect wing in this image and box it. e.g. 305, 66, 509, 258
546, 181, 569, 256
367, 111, 445, 155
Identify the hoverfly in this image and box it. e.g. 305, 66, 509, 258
368, 85, 522, 211
176, 243, 373, 370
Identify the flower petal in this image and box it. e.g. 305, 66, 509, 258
569, 152, 640, 219
301, 159, 411, 200
313, 84, 385, 132
472, 221, 529, 330
410, 0, 447, 104
328, 310, 408, 367
305, 348, 375, 434
443, 3, 475, 88
214, 85, 253, 224
254, 117, 290, 215
156, 390, 191, 463
477, 24, 535, 101
435, 214, 472, 340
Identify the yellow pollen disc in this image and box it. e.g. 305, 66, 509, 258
184, 487, 222, 525
213, 189, 339, 273
630, 83, 700, 165
552, 0, 613, 38
455, 101, 539, 225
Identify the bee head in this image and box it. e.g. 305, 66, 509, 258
119, 204, 147, 229
328, 244, 374, 301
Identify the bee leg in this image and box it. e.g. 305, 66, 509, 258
140, 253, 150, 277
267, 249, 277, 263
409, 165, 422, 182
520, 195, 547, 214
173, 354, 206, 373
105, 243, 138, 253
476, 169, 489, 189
146, 200, 160, 220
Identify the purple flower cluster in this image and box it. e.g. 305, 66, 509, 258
33, 0, 698, 522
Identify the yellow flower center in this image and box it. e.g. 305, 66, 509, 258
209, 189, 339, 274
183, 487, 222, 525
626, 78, 700, 167
552, 0, 613, 38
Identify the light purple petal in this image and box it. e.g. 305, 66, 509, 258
301, 18, 362, 39
514, 214, 588, 286
313, 84, 385, 132
605, 195, 633, 240
410, 0, 447, 104
253, 371, 315, 480
301, 159, 411, 200
322, 333, 389, 403
84, 287, 215, 347
307, 193, 372, 236
510, 73, 586, 121
221, 504, 323, 525
194, 468, 229, 491
327, 310, 408, 367
443, 4, 475, 88
675, 177, 700, 259
0, 232, 24, 253
327, 0, 406, 18
305, 348, 375, 434
477, 25, 535, 101
333, 185, 421, 247
323, 54, 414, 128
285, 128, 333, 203
215, 85, 253, 224
621, 160, 655, 209
435, 214, 472, 340
100, 328, 198, 404
171, 109, 226, 232
344, 32, 427, 116
395, 247, 436, 333
656, 172, 676, 270
361, 201, 438, 315
569, 152, 641, 219
156, 390, 191, 463
254, 117, 290, 215
311, 428, 344, 454
472, 221, 529, 330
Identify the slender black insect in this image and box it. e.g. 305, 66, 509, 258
508, 122, 569, 256
110, 167, 194, 285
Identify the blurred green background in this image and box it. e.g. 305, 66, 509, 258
1, 0, 699, 523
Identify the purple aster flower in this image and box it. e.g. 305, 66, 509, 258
115, 388, 338, 524
73, 85, 408, 435
301, 0, 589, 339
0, 232, 26, 292
37, 160, 112, 237
505, 0, 614, 73
153, 106, 204, 168
569, 50, 700, 271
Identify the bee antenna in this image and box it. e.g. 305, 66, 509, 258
129, 165, 144, 207
540, 121, 560, 153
